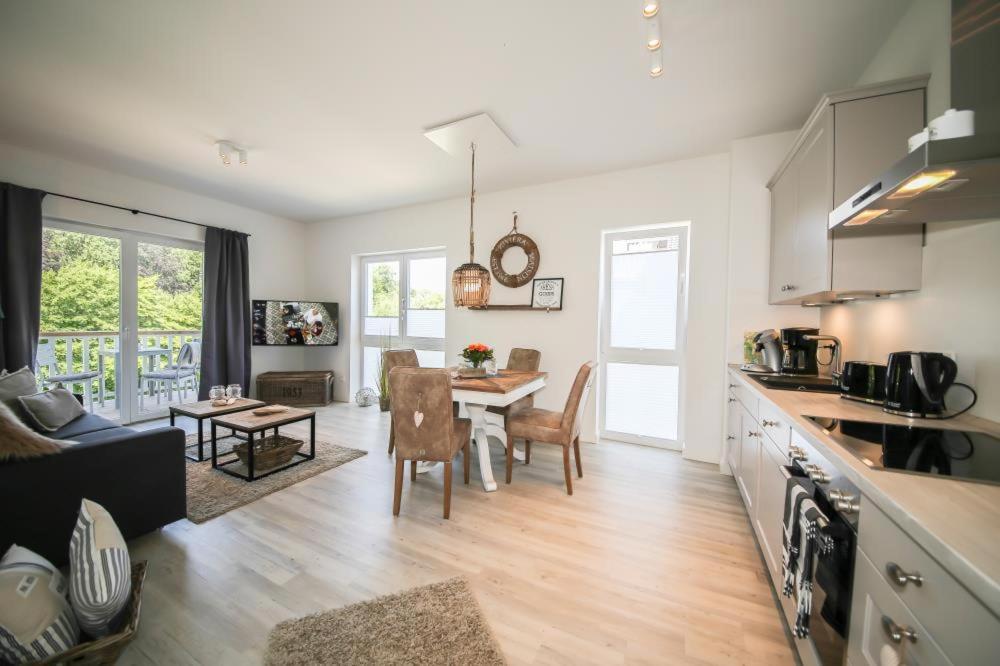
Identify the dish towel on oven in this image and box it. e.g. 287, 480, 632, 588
780, 467, 834, 638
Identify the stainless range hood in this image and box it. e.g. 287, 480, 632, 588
829, 0, 1000, 230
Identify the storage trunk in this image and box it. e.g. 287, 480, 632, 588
255, 370, 335, 406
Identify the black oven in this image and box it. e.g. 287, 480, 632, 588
788, 434, 860, 666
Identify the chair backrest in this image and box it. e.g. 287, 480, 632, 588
561, 362, 596, 439
175, 343, 195, 367
34, 341, 57, 374
186, 341, 201, 368
383, 349, 419, 373
388, 367, 456, 462
506, 348, 541, 372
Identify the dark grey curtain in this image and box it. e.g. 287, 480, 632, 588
199, 227, 251, 400
0, 183, 46, 371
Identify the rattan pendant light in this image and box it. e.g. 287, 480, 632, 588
452, 142, 491, 307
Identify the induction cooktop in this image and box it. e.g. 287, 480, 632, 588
804, 416, 1000, 486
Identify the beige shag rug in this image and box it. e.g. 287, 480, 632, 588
264, 578, 506, 666
185, 433, 366, 523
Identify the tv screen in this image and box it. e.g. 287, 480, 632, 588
252, 300, 339, 346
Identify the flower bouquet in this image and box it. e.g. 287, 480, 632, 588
458, 343, 494, 377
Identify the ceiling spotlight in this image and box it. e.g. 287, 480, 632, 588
650, 49, 663, 77
215, 140, 247, 167
646, 19, 661, 50
642, 1, 659, 18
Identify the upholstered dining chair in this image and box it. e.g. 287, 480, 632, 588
505, 362, 595, 495
486, 347, 541, 422
388, 367, 471, 519
383, 349, 419, 455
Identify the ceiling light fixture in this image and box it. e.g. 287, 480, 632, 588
650, 49, 663, 77
646, 19, 661, 50
215, 140, 247, 167
642, 1, 664, 77
451, 142, 491, 307
843, 208, 889, 226
888, 169, 957, 199
642, 1, 659, 18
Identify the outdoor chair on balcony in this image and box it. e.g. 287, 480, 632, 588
34, 340, 103, 412
140, 342, 199, 410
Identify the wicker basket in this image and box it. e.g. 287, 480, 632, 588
457, 366, 487, 378
40, 561, 147, 666
233, 434, 303, 470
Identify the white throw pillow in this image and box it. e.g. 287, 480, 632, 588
69, 499, 132, 637
0, 544, 80, 663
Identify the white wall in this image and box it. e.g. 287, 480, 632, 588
819, 0, 1000, 419
0, 142, 309, 390
305, 153, 732, 463
724, 131, 819, 365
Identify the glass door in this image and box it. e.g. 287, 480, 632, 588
39, 223, 123, 421
361, 250, 446, 391
132, 239, 204, 420
599, 226, 688, 450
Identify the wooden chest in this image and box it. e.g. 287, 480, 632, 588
255, 371, 335, 406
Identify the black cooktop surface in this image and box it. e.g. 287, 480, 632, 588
805, 416, 1000, 485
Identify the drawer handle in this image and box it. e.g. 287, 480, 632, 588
762, 419, 779, 427
728, 397, 737, 403
882, 616, 918, 644
726, 435, 735, 441
747, 430, 762, 438
886, 562, 924, 588
729, 383, 737, 389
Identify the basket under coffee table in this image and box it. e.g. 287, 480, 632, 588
170, 398, 266, 462
210, 407, 316, 481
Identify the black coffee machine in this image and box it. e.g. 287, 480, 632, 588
780, 327, 819, 375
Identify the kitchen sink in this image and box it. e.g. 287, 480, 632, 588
749, 374, 842, 394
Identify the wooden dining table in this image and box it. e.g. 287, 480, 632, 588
451, 369, 547, 492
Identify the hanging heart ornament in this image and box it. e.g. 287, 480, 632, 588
413, 410, 424, 428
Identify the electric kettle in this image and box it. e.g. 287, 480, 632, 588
884, 351, 977, 419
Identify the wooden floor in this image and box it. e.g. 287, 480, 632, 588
124, 402, 794, 665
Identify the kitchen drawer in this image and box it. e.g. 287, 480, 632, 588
758, 399, 791, 449
849, 550, 951, 666
858, 497, 1000, 664
727, 375, 758, 421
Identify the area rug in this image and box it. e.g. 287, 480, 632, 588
185, 433, 366, 524
264, 577, 506, 666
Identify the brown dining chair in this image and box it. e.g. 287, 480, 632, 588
383, 349, 419, 455
505, 362, 595, 495
486, 347, 541, 419
389, 367, 471, 519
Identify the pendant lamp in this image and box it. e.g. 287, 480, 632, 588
452, 142, 491, 307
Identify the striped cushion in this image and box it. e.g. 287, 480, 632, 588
0, 544, 80, 663
69, 499, 132, 637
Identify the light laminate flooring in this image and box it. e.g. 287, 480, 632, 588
124, 402, 794, 665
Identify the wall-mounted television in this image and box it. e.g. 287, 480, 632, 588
252, 300, 339, 346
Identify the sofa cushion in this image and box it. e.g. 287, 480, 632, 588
69, 500, 132, 637
0, 401, 66, 462
68, 428, 137, 445
0, 367, 39, 421
18, 388, 87, 432
0, 544, 80, 663
49, 414, 120, 441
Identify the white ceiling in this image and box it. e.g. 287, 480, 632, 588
0, 0, 911, 222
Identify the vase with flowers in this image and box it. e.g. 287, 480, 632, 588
458, 343, 494, 377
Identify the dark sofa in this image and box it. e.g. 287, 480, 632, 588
0, 412, 187, 567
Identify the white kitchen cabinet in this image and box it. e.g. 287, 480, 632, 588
737, 405, 760, 513
754, 435, 788, 581
768, 76, 927, 305
725, 390, 741, 475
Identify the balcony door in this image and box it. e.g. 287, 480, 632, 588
41, 219, 203, 424
599, 225, 688, 450
360, 250, 446, 391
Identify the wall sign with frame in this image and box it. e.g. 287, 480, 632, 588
531, 278, 563, 310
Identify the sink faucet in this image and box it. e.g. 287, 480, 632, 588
804, 334, 842, 380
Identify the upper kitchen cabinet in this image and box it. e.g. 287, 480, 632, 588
768, 76, 928, 305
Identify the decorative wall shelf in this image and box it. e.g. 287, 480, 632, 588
468, 304, 561, 312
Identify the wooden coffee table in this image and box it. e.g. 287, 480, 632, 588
210, 407, 316, 482
170, 398, 266, 462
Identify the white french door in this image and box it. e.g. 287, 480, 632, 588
360, 250, 447, 391
599, 225, 688, 450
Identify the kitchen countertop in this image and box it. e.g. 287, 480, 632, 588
727, 364, 1000, 619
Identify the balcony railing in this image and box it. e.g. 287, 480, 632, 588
37, 330, 200, 407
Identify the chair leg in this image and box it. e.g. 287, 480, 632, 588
392, 457, 404, 516
411, 460, 417, 482
574, 436, 583, 478
443, 461, 453, 519
524, 440, 531, 465
562, 446, 573, 495
388, 416, 395, 455
463, 440, 470, 484
505, 432, 514, 484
